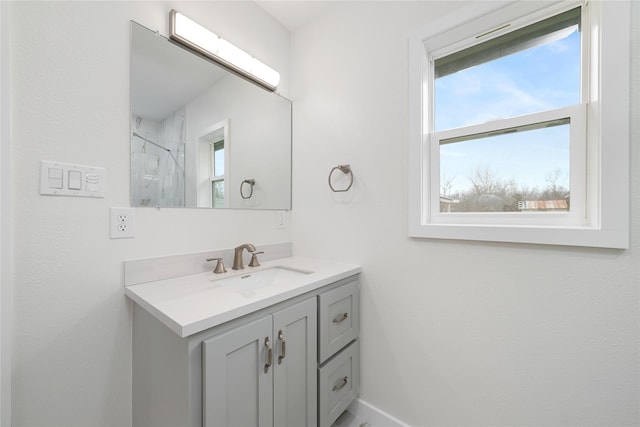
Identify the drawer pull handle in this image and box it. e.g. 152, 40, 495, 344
278, 330, 286, 364
264, 337, 273, 373
333, 312, 349, 324
332, 376, 348, 391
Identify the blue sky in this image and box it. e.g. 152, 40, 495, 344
434, 30, 580, 195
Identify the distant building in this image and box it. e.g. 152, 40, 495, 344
440, 196, 460, 212
518, 199, 569, 211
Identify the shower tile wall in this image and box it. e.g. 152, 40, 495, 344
131, 108, 186, 207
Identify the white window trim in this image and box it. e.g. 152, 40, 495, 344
408, 0, 630, 248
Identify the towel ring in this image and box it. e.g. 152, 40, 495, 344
328, 165, 353, 192
240, 179, 255, 199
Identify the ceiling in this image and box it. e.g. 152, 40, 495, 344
255, 1, 334, 31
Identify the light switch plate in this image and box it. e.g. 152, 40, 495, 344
40, 160, 105, 198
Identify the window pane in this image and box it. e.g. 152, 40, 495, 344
212, 179, 224, 208
439, 120, 570, 213
213, 141, 224, 176
434, 8, 581, 131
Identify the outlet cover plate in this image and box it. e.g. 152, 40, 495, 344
276, 211, 287, 229
110, 207, 135, 239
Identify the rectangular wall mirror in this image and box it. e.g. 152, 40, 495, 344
130, 21, 292, 209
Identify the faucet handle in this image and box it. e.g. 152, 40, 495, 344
249, 251, 264, 267
206, 257, 227, 274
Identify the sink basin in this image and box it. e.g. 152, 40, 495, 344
215, 267, 311, 293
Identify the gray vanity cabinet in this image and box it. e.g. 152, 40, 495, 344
202, 298, 317, 427
131, 275, 358, 427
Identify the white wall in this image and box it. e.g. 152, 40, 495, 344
1, 1, 12, 424
8, 2, 290, 425
291, 1, 639, 426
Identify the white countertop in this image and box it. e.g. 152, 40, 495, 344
125, 256, 361, 337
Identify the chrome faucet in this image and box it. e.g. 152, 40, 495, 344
232, 243, 256, 270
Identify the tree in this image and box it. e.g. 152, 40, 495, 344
440, 172, 456, 197
443, 165, 569, 213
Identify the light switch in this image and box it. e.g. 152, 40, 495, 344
48, 168, 63, 189
86, 172, 100, 192
68, 170, 82, 190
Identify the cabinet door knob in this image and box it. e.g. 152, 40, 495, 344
278, 330, 286, 364
332, 376, 348, 391
264, 337, 273, 374
332, 312, 349, 324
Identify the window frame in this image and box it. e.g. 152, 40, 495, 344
408, 0, 630, 248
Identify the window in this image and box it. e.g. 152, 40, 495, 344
408, 0, 630, 248
196, 120, 229, 208
211, 139, 225, 208
435, 8, 581, 217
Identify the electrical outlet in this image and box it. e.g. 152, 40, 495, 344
276, 210, 287, 229
110, 207, 135, 239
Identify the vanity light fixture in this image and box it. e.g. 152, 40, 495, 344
169, 10, 280, 91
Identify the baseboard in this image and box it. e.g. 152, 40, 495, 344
346, 398, 410, 427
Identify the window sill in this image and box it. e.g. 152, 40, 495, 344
408, 222, 629, 249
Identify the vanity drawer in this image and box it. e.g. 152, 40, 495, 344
318, 341, 359, 427
318, 280, 359, 363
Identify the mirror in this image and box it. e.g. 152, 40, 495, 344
130, 21, 292, 209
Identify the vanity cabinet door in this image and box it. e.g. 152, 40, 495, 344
202, 316, 274, 427
273, 298, 318, 427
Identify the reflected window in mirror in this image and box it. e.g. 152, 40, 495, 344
212, 140, 225, 208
